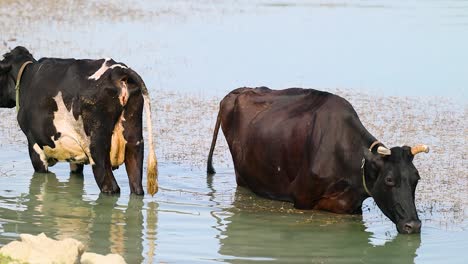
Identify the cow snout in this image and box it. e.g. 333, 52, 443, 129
398, 220, 421, 234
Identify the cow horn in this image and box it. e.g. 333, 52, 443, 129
411, 144, 429, 155
377, 146, 391, 156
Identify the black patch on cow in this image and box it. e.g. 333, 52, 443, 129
72, 96, 82, 121
2, 46, 151, 195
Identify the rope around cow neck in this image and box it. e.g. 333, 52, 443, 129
361, 140, 381, 197
15, 61, 33, 113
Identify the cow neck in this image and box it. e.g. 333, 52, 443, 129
361, 140, 381, 197
15, 61, 33, 113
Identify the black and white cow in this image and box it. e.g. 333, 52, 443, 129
0, 46, 158, 195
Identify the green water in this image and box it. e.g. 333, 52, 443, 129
0, 147, 466, 263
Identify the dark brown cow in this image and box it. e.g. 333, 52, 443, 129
207, 87, 429, 234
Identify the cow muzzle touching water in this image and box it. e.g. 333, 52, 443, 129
363, 144, 429, 234
207, 87, 431, 235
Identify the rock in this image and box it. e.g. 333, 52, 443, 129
81, 252, 127, 264
0, 233, 126, 264
0, 233, 84, 264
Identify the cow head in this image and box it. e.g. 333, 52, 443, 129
363, 144, 429, 234
0, 46, 34, 108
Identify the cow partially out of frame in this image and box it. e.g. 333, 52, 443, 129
0, 46, 158, 195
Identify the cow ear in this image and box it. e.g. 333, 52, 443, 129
0, 62, 12, 74
363, 147, 384, 169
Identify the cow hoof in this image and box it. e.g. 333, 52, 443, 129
34, 168, 49, 174
101, 186, 121, 194
69, 164, 84, 174
207, 166, 216, 175
130, 189, 144, 196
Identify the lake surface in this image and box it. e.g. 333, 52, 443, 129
0, 146, 466, 264
0, 0, 467, 263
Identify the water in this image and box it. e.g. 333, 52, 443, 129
0, 0, 467, 263
0, 147, 466, 263
2, 0, 467, 99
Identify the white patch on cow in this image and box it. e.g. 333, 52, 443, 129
33, 143, 48, 169
88, 58, 111, 80
88, 58, 128, 81
110, 113, 127, 167
119, 80, 128, 106
277, 166, 281, 172
42, 92, 94, 165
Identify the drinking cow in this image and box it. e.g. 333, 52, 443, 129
207, 87, 429, 234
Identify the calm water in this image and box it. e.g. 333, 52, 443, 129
0, 0, 467, 263
0, 147, 466, 263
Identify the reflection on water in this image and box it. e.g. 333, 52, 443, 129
217, 190, 421, 263
0, 172, 148, 264
0, 153, 466, 263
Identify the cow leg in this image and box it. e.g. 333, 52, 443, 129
90, 135, 120, 194
124, 142, 144, 195
123, 94, 144, 195
234, 169, 248, 187
70, 163, 84, 174
28, 143, 48, 173
314, 190, 362, 214
290, 168, 324, 210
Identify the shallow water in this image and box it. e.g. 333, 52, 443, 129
0, 147, 466, 263
1, 0, 467, 99
0, 0, 467, 263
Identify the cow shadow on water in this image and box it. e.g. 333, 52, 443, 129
206, 176, 421, 264
0, 172, 158, 263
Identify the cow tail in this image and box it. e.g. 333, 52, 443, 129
141, 84, 158, 196
207, 110, 221, 174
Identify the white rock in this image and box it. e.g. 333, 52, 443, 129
81, 252, 127, 264
0, 233, 84, 264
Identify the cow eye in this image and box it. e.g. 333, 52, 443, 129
385, 176, 395, 187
